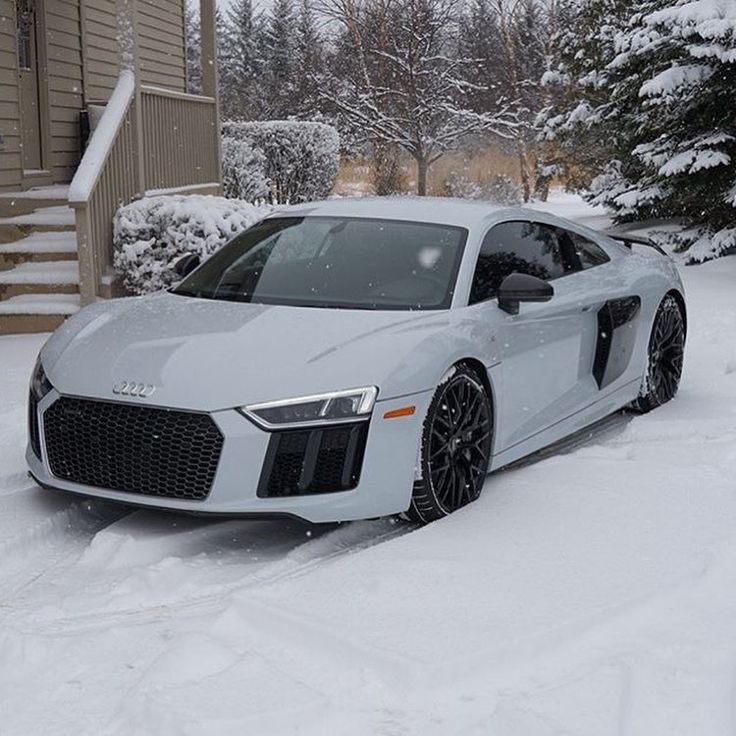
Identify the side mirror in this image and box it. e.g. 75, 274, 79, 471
172, 253, 200, 279
497, 272, 554, 315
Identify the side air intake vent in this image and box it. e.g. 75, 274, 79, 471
258, 423, 369, 498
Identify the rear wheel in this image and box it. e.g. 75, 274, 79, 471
408, 365, 493, 524
635, 294, 685, 413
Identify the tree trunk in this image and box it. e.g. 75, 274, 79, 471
517, 145, 532, 203
416, 157, 429, 196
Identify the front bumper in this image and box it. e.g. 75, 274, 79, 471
27, 389, 433, 523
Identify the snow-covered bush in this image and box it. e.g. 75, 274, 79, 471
445, 172, 523, 205
221, 137, 269, 202
222, 120, 339, 204
113, 195, 270, 295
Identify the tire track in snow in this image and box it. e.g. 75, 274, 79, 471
6, 515, 410, 635
0, 492, 131, 609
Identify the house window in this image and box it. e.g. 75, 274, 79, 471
16, 0, 35, 71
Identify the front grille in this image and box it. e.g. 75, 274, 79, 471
43, 397, 224, 500
258, 423, 368, 498
28, 391, 41, 459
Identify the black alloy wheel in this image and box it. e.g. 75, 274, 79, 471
408, 364, 493, 524
636, 294, 685, 412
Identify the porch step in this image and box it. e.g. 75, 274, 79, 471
0, 294, 81, 335
0, 185, 70, 218
0, 205, 76, 230
0, 232, 78, 268
0, 261, 79, 300
0, 199, 81, 334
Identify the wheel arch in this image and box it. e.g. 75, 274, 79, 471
666, 288, 687, 338
453, 356, 498, 450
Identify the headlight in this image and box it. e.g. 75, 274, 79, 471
30, 357, 52, 401
241, 386, 378, 430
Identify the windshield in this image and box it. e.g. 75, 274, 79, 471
172, 216, 467, 310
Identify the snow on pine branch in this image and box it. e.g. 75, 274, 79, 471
639, 62, 714, 98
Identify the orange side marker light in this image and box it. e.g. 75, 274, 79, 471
383, 405, 416, 420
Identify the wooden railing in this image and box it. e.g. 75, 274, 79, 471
68, 71, 138, 305
141, 86, 220, 192
69, 75, 221, 304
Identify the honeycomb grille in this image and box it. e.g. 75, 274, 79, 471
259, 423, 368, 498
43, 397, 224, 500
28, 391, 41, 459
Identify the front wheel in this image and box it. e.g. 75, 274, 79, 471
635, 294, 685, 413
407, 364, 493, 524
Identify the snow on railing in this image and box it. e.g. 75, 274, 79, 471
68, 71, 136, 205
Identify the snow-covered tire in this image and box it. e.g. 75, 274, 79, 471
407, 364, 493, 524
635, 294, 685, 413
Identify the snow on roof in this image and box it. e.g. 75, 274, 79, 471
271, 196, 515, 228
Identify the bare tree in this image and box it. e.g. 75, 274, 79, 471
319, 0, 517, 195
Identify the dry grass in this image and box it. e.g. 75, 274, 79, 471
334, 147, 522, 197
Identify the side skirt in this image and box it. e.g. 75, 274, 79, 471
488, 377, 641, 472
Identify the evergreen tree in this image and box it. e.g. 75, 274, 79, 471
589, 0, 736, 260
262, 0, 299, 118
537, 0, 631, 189
293, 0, 325, 117
220, 0, 266, 120
545, 0, 736, 258
185, 4, 202, 95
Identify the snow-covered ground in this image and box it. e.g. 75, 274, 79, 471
2, 195, 736, 735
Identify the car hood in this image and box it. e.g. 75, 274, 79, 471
42, 292, 457, 411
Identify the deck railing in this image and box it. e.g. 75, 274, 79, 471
68, 71, 138, 304
68, 75, 221, 305
141, 86, 220, 192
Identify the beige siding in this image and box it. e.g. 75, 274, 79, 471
47, 0, 84, 183
83, 0, 119, 100
0, 0, 22, 190
137, 0, 186, 92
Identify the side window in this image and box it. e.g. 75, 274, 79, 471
567, 230, 610, 269
470, 221, 575, 304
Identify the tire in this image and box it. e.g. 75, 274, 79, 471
407, 364, 493, 524
635, 294, 685, 413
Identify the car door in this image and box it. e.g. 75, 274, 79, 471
470, 220, 597, 452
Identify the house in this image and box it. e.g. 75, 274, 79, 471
0, 0, 221, 334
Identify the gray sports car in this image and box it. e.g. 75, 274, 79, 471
27, 198, 686, 524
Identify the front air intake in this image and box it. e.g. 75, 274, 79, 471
42, 397, 224, 501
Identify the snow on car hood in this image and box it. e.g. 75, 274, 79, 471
41, 292, 453, 411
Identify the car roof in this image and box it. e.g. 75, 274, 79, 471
268, 196, 524, 229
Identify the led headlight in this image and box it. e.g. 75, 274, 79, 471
241, 386, 378, 430
30, 357, 52, 401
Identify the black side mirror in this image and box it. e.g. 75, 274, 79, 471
172, 253, 201, 279
497, 272, 554, 315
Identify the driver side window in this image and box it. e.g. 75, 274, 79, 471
470, 221, 576, 304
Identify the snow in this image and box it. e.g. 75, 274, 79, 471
0, 232, 77, 255
0, 206, 76, 227
0, 261, 79, 285
639, 63, 713, 98
68, 71, 135, 204
658, 148, 731, 176
0, 185, 70, 201
0, 294, 80, 315
2, 196, 736, 733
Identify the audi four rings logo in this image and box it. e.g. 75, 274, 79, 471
112, 381, 156, 398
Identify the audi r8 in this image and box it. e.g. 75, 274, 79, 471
27, 198, 686, 524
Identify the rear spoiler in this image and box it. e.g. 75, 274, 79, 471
604, 231, 667, 257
